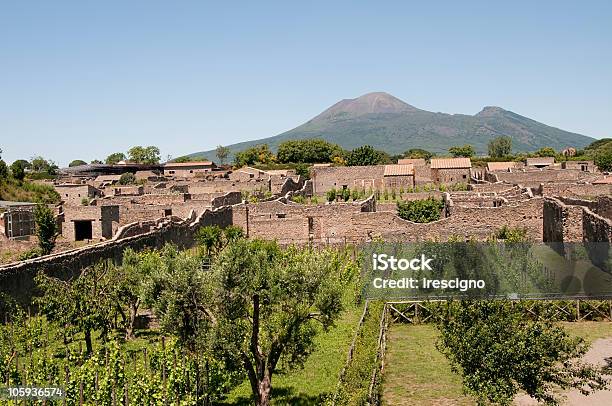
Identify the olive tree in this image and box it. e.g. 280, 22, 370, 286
211, 240, 350, 405
436, 300, 608, 405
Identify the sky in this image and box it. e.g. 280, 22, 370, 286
1, 1, 611, 166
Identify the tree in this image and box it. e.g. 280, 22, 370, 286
118, 172, 136, 185
105, 152, 126, 165
127, 146, 160, 164
403, 148, 434, 160
346, 145, 386, 166
277, 139, 344, 164
234, 144, 276, 167
436, 301, 608, 405
294, 163, 310, 179
34, 203, 58, 255
35, 264, 115, 354
0, 160, 7, 179
69, 159, 87, 167
593, 142, 612, 171
10, 160, 26, 181
534, 147, 557, 158
30, 156, 58, 175
396, 197, 444, 223
210, 240, 349, 405
216, 145, 230, 165
90, 159, 103, 164
488, 136, 512, 158
448, 145, 475, 158
110, 248, 160, 339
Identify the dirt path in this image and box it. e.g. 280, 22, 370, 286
514, 338, 612, 405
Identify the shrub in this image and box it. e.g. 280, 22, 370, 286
291, 195, 305, 204
495, 226, 528, 242
396, 197, 444, 223
81, 197, 90, 206
34, 203, 58, 255
310, 195, 319, 204
326, 188, 337, 202
351, 189, 359, 201
119, 173, 136, 185
342, 188, 350, 202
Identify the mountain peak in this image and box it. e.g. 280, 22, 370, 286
312, 92, 420, 121
476, 106, 507, 117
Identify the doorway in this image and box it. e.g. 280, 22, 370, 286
74, 220, 93, 241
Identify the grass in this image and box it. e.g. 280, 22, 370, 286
0, 178, 60, 203
382, 324, 473, 406
220, 302, 364, 405
382, 321, 612, 406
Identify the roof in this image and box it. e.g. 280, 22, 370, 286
526, 157, 555, 166
384, 164, 414, 176
398, 158, 426, 166
430, 158, 472, 169
0, 201, 37, 209
95, 175, 122, 182
164, 161, 214, 168
487, 162, 517, 171
593, 177, 612, 185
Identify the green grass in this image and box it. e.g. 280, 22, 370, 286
220, 303, 363, 405
382, 324, 473, 406
561, 321, 612, 342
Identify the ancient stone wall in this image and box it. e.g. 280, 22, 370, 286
542, 198, 584, 242
494, 169, 600, 188
537, 183, 610, 198
0, 206, 234, 304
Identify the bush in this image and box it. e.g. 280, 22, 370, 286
119, 173, 136, 185
81, 197, 90, 206
396, 197, 444, 223
495, 225, 528, 242
34, 204, 58, 255
351, 189, 359, 201
18, 248, 42, 261
342, 188, 350, 202
290, 195, 305, 204
326, 188, 337, 202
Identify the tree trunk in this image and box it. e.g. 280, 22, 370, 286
256, 373, 272, 406
125, 303, 138, 340
84, 328, 93, 355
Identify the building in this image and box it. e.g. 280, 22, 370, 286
163, 161, 216, 178
430, 158, 472, 184
382, 164, 415, 189
54, 184, 102, 205
486, 162, 518, 172
0, 201, 37, 239
62, 205, 120, 241
525, 157, 555, 168
560, 160, 597, 172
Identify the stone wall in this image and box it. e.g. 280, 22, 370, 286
493, 169, 600, 188
542, 198, 584, 242
0, 206, 234, 305
311, 166, 385, 194
536, 183, 610, 198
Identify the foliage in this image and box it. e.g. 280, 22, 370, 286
105, 152, 126, 165
593, 141, 612, 171
81, 197, 90, 206
90, 159, 103, 164
294, 162, 310, 179
404, 148, 434, 160
534, 147, 557, 158
34, 203, 58, 255
210, 240, 352, 405
10, 160, 28, 181
69, 159, 87, 167
494, 226, 528, 242
0, 178, 60, 203
342, 188, 350, 202
0, 160, 7, 179
234, 144, 276, 167
195, 225, 244, 257
436, 300, 608, 405
396, 197, 444, 223
277, 138, 344, 164
30, 156, 58, 175
127, 146, 161, 164
347, 145, 387, 166
448, 145, 475, 158
488, 136, 512, 158
335, 301, 385, 405
215, 145, 230, 164
118, 172, 136, 185
326, 188, 337, 202
35, 263, 115, 354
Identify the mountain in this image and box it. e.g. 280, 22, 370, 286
188, 92, 595, 160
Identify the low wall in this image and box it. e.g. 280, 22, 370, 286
0, 206, 234, 305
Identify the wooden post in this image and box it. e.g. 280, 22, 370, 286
576, 300, 581, 321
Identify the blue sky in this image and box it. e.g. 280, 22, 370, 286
1, 1, 611, 166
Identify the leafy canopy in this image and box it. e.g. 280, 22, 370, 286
397, 197, 444, 223
488, 136, 512, 158
436, 300, 608, 405
449, 145, 475, 158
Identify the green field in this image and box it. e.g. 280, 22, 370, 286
382, 322, 612, 405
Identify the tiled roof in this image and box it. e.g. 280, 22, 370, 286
430, 158, 472, 169
397, 158, 426, 166
526, 157, 555, 166
383, 164, 414, 176
487, 162, 517, 171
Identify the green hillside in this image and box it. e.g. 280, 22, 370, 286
188, 92, 595, 160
